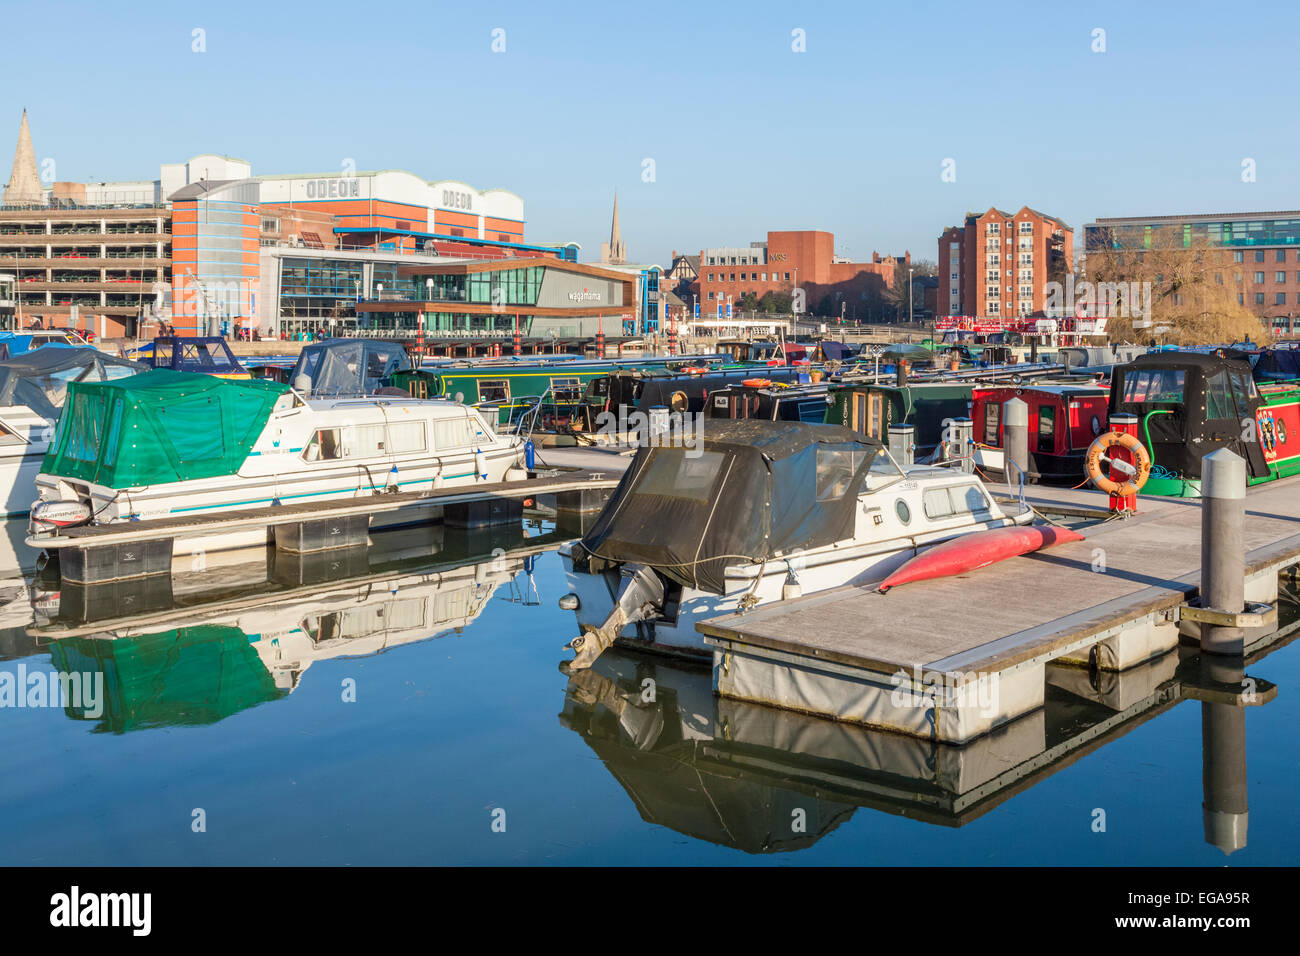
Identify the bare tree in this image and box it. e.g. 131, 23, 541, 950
1084, 226, 1270, 345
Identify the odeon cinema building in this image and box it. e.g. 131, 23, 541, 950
1, 116, 664, 340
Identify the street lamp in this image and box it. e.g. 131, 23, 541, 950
908, 266, 914, 324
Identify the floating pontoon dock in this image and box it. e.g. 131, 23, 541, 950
700, 475, 1300, 744
28, 468, 622, 583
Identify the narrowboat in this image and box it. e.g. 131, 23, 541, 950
970, 382, 1109, 481
393, 354, 729, 430
0, 347, 140, 516
705, 380, 832, 424
134, 336, 250, 379
576, 365, 808, 432
559, 419, 1031, 668
1107, 349, 1300, 497
27, 369, 527, 554
824, 381, 975, 455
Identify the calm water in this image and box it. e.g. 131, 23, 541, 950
0, 514, 1297, 866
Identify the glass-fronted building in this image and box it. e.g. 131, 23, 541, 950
1085, 211, 1300, 331
355, 258, 638, 340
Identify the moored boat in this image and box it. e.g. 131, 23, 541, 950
1105, 348, 1300, 497
0, 347, 140, 516
559, 419, 1032, 668
27, 369, 526, 553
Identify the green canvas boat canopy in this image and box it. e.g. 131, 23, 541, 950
43, 369, 289, 488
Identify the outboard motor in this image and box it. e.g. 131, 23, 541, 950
566, 563, 665, 670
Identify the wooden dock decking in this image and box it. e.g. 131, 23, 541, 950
699, 476, 1300, 743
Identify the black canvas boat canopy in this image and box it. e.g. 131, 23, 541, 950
1109, 349, 1269, 479
579, 420, 879, 593
0, 346, 140, 420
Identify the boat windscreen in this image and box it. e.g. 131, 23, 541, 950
290, 339, 411, 396
1121, 368, 1185, 404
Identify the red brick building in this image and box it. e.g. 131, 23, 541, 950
695, 230, 908, 320
938, 207, 1072, 319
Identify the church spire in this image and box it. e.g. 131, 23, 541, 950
601, 192, 626, 265
3, 110, 44, 205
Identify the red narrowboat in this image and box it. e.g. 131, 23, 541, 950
971, 382, 1109, 481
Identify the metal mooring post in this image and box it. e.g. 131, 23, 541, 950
1201, 656, 1249, 854
1200, 448, 1246, 656
1002, 397, 1029, 488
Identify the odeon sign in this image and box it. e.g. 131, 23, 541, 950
305, 178, 362, 199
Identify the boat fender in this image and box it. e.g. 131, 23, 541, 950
475, 448, 487, 480
525, 439, 536, 470
386, 465, 400, 492
1084, 431, 1151, 496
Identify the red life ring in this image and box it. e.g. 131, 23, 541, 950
741, 378, 773, 388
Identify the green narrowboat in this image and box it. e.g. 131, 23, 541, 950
824, 381, 975, 453
392, 356, 733, 429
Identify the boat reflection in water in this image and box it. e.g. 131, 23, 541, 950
558, 584, 1297, 854
29, 523, 554, 732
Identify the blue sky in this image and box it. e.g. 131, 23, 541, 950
5, 0, 1299, 265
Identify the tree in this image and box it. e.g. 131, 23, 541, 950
758, 290, 793, 314
1083, 227, 1270, 345
884, 258, 936, 321
736, 292, 760, 313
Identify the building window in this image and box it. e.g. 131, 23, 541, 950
708, 292, 714, 300
729, 273, 735, 281
1277, 292, 1287, 305
1237, 293, 1245, 305
1215, 272, 1223, 284
1256, 272, 1266, 284
761, 272, 767, 281
1018, 221, 1033, 234
1255, 292, 1266, 305
1233, 251, 1244, 263
1278, 271, 1287, 283
1278, 250, 1287, 263
987, 223, 1000, 234
784, 272, 791, 281
1255, 250, 1265, 262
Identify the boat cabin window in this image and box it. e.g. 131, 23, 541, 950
634, 449, 723, 501
303, 422, 428, 461
434, 416, 480, 451
1038, 405, 1056, 453
1122, 368, 1185, 404
550, 376, 583, 403
923, 484, 990, 520
816, 449, 869, 500
477, 379, 510, 403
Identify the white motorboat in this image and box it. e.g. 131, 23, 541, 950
560, 419, 1032, 668
0, 347, 141, 517
28, 369, 527, 554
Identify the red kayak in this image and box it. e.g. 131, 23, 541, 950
878, 525, 1085, 593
